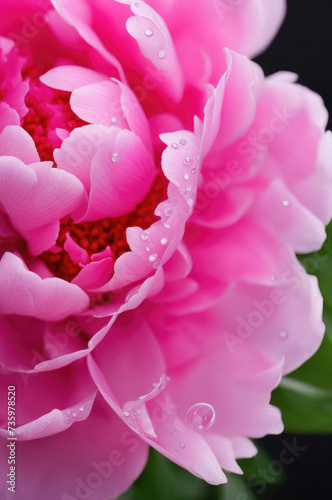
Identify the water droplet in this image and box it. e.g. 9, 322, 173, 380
186, 185, 193, 192
183, 156, 192, 165
191, 167, 196, 174
172, 143, 178, 149
179, 138, 187, 145
111, 153, 120, 163
141, 231, 149, 240
73, 413, 77, 417
164, 208, 172, 217
183, 173, 190, 180
79, 407, 84, 412
158, 49, 166, 59
145, 243, 154, 252
270, 275, 276, 282
180, 188, 186, 195
280, 331, 288, 339
144, 28, 154, 37
111, 117, 118, 124
124, 411, 130, 418
160, 237, 168, 245
149, 253, 158, 262
282, 200, 290, 207
166, 376, 171, 382
164, 223, 171, 228
187, 403, 216, 432
187, 199, 194, 208
180, 442, 186, 449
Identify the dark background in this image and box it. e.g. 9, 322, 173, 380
256, 1, 332, 498
256, 0, 332, 128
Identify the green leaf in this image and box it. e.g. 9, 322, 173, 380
218, 474, 258, 500
118, 448, 209, 500
238, 443, 276, 483
271, 370, 332, 433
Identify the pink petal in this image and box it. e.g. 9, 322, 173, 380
115, 0, 184, 102
40, 64, 109, 91
0, 157, 85, 255
54, 124, 106, 192
0, 394, 148, 500
70, 80, 124, 126
0, 102, 20, 132
0, 125, 39, 164
88, 313, 225, 484
72, 258, 114, 291
252, 179, 326, 253
64, 234, 89, 266
219, 272, 325, 375
0, 253, 89, 321
50, 0, 126, 82
84, 128, 155, 220
0, 359, 96, 438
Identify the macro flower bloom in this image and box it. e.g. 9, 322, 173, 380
0, 0, 331, 498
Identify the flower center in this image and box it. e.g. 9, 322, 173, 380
40, 172, 167, 282
22, 77, 85, 162
22, 74, 167, 283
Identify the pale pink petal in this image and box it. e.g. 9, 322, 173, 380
155, 308, 284, 438
40, 64, 109, 91
70, 80, 124, 126
294, 131, 332, 225
115, 0, 184, 102
204, 434, 243, 474
0, 125, 39, 164
54, 124, 107, 192
218, 272, 325, 375
213, 50, 264, 150
0, 103, 20, 132
252, 179, 326, 253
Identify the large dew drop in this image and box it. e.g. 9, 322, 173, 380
186, 403, 216, 432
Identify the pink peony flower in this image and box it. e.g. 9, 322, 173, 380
0, 0, 330, 498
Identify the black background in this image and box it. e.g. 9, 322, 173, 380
256, 0, 332, 128
256, 1, 332, 498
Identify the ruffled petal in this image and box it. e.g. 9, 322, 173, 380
0, 156, 85, 254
